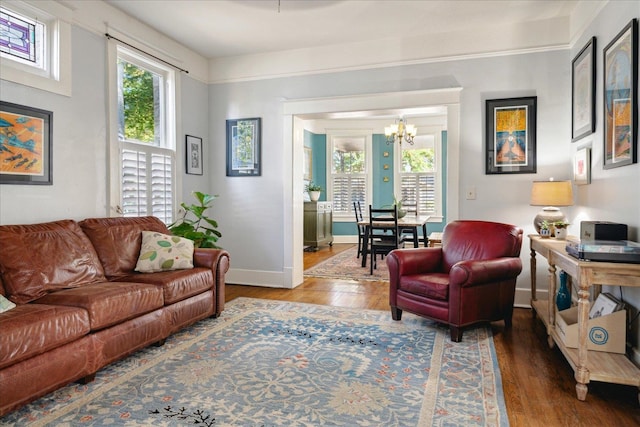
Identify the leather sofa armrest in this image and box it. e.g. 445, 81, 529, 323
449, 257, 522, 288
193, 248, 230, 316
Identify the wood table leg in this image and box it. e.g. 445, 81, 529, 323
530, 247, 537, 318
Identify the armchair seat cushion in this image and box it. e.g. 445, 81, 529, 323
399, 273, 449, 301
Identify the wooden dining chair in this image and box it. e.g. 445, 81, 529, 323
368, 205, 401, 274
353, 201, 367, 258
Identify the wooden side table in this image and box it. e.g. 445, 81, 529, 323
529, 234, 640, 403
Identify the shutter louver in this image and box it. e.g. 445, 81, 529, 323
122, 149, 147, 217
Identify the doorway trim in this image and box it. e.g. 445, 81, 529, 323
283, 88, 462, 288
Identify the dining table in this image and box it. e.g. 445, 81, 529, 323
357, 215, 431, 268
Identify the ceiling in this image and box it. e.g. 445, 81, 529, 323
105, 0, 579, 60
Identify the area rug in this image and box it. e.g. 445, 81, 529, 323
304, 246, 390, 282
1, 298, 508, 427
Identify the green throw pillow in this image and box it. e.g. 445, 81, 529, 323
135, 231, 194, 273
0, 294, 16, 313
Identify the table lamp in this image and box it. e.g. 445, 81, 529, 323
530, 179, 573, 233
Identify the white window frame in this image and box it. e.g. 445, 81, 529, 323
394, 125, 443, 216
0, 0, 71, 96
326, 129, 373, 221
107, 42, 178, 223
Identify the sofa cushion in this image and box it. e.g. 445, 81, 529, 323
35, 281, 164, 331
118, 268, 213, 305
135, 231, 194, 273
0, 304, 90, 369
0, 220, 107, 304
79, 216, 170, 279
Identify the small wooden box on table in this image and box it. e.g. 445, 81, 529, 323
529, 234, 640, 403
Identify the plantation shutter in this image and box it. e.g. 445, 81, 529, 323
332, 175, 366, 215
400, 173, 436, 214
121, 147, 173, 223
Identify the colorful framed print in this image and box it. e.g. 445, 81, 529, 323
226, 118, 261, 177
603, 19, 638, 170
573, 146, 591, 185
485, 96, 537, 174
186, 135, 203, 175
572, 37, 596, 142
0, 101, 52, 185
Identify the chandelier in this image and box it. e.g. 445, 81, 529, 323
384, 118, 416, 145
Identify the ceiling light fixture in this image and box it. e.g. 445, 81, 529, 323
384, 118, 416, 145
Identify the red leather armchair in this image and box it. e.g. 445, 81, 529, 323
386, 220, 523, 342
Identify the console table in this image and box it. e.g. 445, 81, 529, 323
529, 234, 640, 403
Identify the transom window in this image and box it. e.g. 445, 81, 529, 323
0, 8, 44, 67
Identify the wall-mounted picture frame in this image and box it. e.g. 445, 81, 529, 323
572, 37, 596, 142
485, 96, 537, 174
303, 146, 312, 180
0, 101, 53, 185
186, 135, 203, 175
603, 18, 638, 170
226, 117, 261, 177
573, 146, 591, 185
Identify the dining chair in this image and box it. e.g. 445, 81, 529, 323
353, 201, 367, 258
368, 205, 401, 274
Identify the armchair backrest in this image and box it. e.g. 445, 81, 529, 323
441, 220, 523, 272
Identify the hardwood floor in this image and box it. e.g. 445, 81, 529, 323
226, 244, 640, 426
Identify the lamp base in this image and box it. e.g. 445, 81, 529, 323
533, 207, 566, 233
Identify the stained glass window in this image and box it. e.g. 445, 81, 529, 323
0, 8, 44, 67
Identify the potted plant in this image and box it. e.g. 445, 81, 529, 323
539, 220, 552, 238
390, 196, 407, 218
553, 220, 570, 240
168, 191, 222, 248
305, 181, 323, 202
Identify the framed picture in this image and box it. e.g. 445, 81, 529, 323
186, 135, 203, 175
303, 146, 312, 180
0, 101, 52, 185
485, 96, 537, 174
573, 146, 591, 185
603, 19, 638, 170
572, 37, 596, 142
226, 117, 261, 177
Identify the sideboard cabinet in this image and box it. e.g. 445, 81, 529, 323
304, 201, 333, 250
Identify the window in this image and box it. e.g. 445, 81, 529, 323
328, 132, 371, 219
0, 7, 44, 68
396, 129, 442, 216
0, 1, 71, 96
114, 47, 176, 224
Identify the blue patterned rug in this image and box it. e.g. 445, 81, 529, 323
1, 298, 508, 426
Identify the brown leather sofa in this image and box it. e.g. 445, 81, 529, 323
0, 216, 230, 416
387, 220, 523, 342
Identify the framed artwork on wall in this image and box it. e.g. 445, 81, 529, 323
485, 96, 537, 174
186, 135, 203, 175
573, 146, 591, 185
572, 37, 596, 142
303, 146, 312, 180
0, 101, 53, 185
603, 18, 638, 170
226, 117, 261, 177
